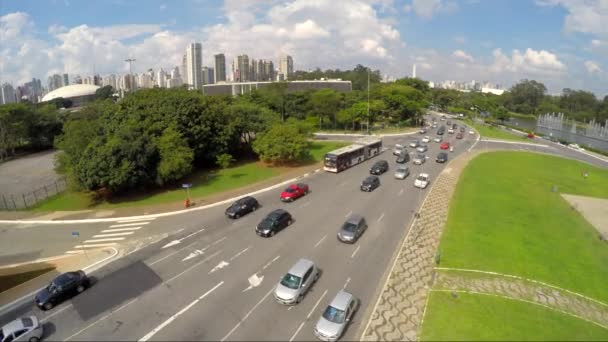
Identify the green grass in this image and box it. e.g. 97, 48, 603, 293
316, 127, 417, 135
465, 119, 529, 141
32, 141, 347, 211
421, 291, 608, 341
439, 151, 608, 302
0, 267, 56, 293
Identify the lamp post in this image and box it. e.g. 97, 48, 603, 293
367, 70, 370, 135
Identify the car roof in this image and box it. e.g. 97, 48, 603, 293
419, 173, 430, 177
438, 152, 448, 156
1, 318, 25, 334
345, 214, 364, 224
288, 258, 315, 277
365, 175, 379, 181
373, 159, 387, 164
237, 196, 255, 203
269, 209, 287, 217
329, 290, 354, 310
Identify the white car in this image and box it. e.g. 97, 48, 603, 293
447, 128, 455, 134
414, 173, 430, 189
0, 316, 43, 342
409, 140, 419, 148
469, 130, 475, 135
433, 136, 443, 143
393, 144, 405, 156
421, 136, 430, 143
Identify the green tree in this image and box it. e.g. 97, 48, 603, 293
310, 88, 342, 129
95, 85, 115, 101
252, 123, 310, 164
395, 78, 430, 94
156, 126, 194, 185
216, 153, 235, 169
505, 79, 547, 114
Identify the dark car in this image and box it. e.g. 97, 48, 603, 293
437, 126, 445, 135
225, 196, 259, 219
35, 271, 89, 310
452, 123, 457, 129
369, 160, 389, 175
360, 176, 380, 192
396, 152, 410, 164
255, 209, 293, 237
460, 127, 465, 132
337, 215, 368, 243
436, 152, 448, 163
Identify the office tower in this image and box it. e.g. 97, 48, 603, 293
278, 55, 293, 81
0, 83, 17, 105
232, 54, 249, 82
214, 53, 226, 83
185, 42, 203, 90
250, 59, 258, 81
412, 64, 416, 78
103, 74, 118, 89
63, 74, 69, 87
202, 67, 215, 85
157, 68, 166, 87
264, 60, 275, 81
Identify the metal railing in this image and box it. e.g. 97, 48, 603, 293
0, 177, 67, 210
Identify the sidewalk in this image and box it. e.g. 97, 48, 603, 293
0, 162, 324, 221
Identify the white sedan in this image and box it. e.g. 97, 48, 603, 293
469, 130, 475, 135
414, 173, 430, 189
421, 136, 431, 143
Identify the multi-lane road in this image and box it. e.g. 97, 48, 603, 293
0, 115, 606, 341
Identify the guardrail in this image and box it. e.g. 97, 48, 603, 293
0, 177, 67, 210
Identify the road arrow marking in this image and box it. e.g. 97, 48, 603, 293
242, 273, 264, 292
182, 247, 209, 262
162, 228, 205, 249
209, 261, 229, 274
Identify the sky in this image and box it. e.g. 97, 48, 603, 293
0, 0, 607, 96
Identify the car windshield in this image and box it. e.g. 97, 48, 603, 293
285, 187, 295, 193
417, 175, 427, 181
21, 317, 33, 328
417, 154, 425, 159
258, 218, 274, 229
397, 167, 407, 172
280, 273, 301, 289
322, 305, 346, 324
342, 222, 358, 232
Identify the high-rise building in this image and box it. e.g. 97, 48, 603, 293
182, 54, 187, 85
47, 74, 64, 91
250, 59, 258, 81
232, 54, 250, 82
263, 60, 275, 81
138, 73, 154, 88
412, 64, 417, 78
171, 66, 181, 80
202, 67, 215, 85
103, 74, 118, 89
278, 55, 293, 81
121, 74, 136, 92
185, 42, 203, 90
214, 54, 226, 83
73, 75, 82, 84
0, 83, 17, 105
157, 68, 166, 87
62, 74, 69, 87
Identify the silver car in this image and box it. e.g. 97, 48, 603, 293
274, 258, 320, 305
433, 136, 443, 143
337, 215, 367, 243
314, 290, 359, 341
408, 140, 419, 148
0, 316, 43, 342
412, 153, 426, 165
394, 166, 410, 179
416, 144, 428, 153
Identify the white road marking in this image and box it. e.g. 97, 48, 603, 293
73, 243, 117, 248
166, 250, 222, 283
343, 277, 351, 289
212, 236, 227, 245
149, 241, 198, 266
345, 210, 352, 218
289, 289, 328, 342
221, 287, 275, 341
139, 282, 223, 342
314, 235, 327, 248
40, 304, 72, 323
65, 298, 138, 341
208, 261, 230, 274
351, 245, 361, 259
101, 227, 142, 233
242, 274, 264, 293
162, 227, 205, 249
261, 255, 280, 271
65, 250, 85, 255
182, 246, 210, 262
377, 213, 385, 223
287, 306, 294, 311
398, 189, 404, 196
83, 237, 125, 243
117, 217, 156, 223
109, 222, 150, 228
229, 246, 251, 261
93, 232, 134, 238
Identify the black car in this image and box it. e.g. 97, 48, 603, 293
35, 271, 90, 310
360, 176, 380, 192
225, 196, 259, 219
255, 209, 293, 237
437, 126, 445, 135
452, 123, 457, 129
369, 160, 389, 175
396, 152, 410, 164
436, 152, 448, 163
460, 127, 465, 132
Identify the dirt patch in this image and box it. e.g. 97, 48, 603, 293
0, 267, 55, 293
561, 194, 608, 237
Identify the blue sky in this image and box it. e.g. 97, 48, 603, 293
1, 0, 606, 96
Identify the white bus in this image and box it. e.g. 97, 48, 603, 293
323, 138, 382, 173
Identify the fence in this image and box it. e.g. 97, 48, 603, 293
0, 177, 67, 210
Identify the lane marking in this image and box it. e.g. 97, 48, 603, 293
351, 245, 361, 259
109, 222, 150, 228
117, 217, 156, 223
40, 304, 72, 323
343, 277, 351, 289
208, 261, 230, 274
314, 235, 327, 248
221, 287, 275, 341
229, 246, 251, 261
101, 227, 142, 233
166, 250, 222, 283
149, 241, 198, 266
93, 232, 134, 238
83, 237, 125, 243
161, 227, 205, 249
289, 289, 328, 342
138, 281, 223, 342
377, 213, 385, 223
261, 255, 280, 271
345, 210, 352, 218
73, 243, 117, 248
65, 298, 138, 341
212, 236, 227, 245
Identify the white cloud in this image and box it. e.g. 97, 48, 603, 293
159, 4, 167, 11
490, 48, 566, 73
292, 20, 329, 39
0, 12, 33, 41
407, 0, 458, 19
452, 49, 473, 62
584, 60, 602, 74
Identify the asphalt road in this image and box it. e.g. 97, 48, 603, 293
1, 115, 606, 341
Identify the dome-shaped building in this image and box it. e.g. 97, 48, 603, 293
41, 84, 100, 107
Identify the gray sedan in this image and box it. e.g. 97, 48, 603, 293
416, 144, 428, 153
0, 316, 43, 342
314, 290, 359, 341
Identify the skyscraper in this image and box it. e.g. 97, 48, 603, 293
185, 42, 203, 90
250, 59, 258, 81
47, 74, 63, 91
263, 60, 275, 81
278, 55, 293, 81
63, 74, 69, 87
157, 68, 166, 87
412, 64, 417, 78
0, 83, 16, 105
233, 54, 249, 82
214, 54, 226, 83
202, 67, 215, 85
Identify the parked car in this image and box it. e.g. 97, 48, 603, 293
456, 132, 463, 139
414, 173, 430, 189
446, 121, 451, 126
255, 209, 293, 237
409, 140, 420, 148
432, 123, 438, 128
394, 166, 410, 180
0, 316, 43, 342
35, 271, 90, 310
280, 183, 309, 202
225, 196, 259, 219
433, 136, 443, 143
393, 144, 405, 156
396, 152, 410, 164
314, 290, 359, 341
360, 176, 380, 192
436, 152, 448, 163
421, 136, 430, 143
412, 153, 426, 165
274, 258, 320, 305
369, 160, 389, 175
337, 215, 368, 243
440, 142, 450, 150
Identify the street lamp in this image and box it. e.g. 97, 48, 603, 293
367, 70, 370, 135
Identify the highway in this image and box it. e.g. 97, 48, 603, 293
1, 114, 606, 341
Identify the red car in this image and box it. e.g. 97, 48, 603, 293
280, 183, 309, 202
527, 132, 535, 139
440, 142, 450, 150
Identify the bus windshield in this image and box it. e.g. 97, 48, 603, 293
324, 155, 337, 167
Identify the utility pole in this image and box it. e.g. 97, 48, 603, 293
367, 69, 370, 135
125, 58, 136, 92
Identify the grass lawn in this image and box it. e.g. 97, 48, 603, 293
439, 151, 608, 302
421, 291, 608, 341
32, 141, 347, 211
316, 127, 417, 135
465, 120, 529, 142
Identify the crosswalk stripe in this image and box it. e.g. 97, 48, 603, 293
93, 232, 134, 238
83, 237, 125, 243
109, 222, 150, 228
73, 243, 117, 248
102, 227, 142, 233
117, 217, 156, 223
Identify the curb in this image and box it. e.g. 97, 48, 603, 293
480, 139, 551, 147
314, 131, 418, 138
